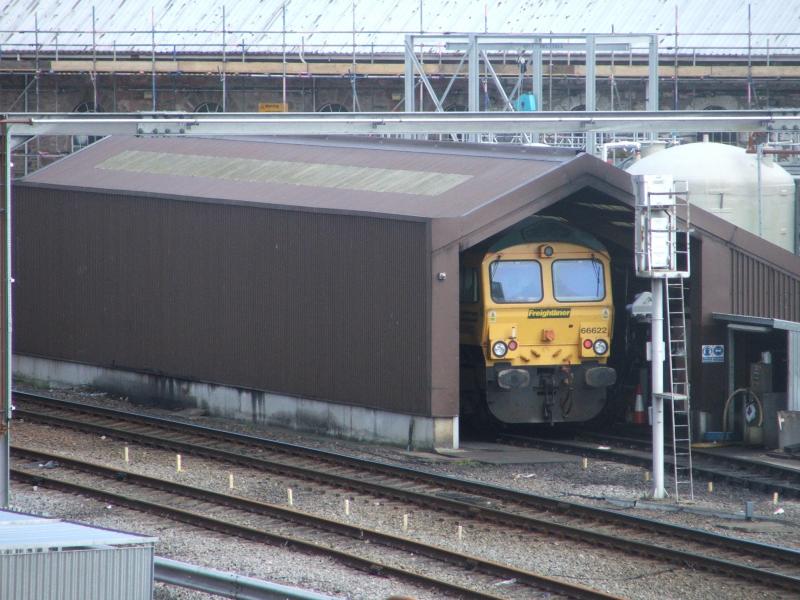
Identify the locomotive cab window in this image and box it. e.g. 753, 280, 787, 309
552, 259, 605, 302
489, 260, 542, 303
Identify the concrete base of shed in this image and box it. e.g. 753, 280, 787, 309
13, 355, 459, 450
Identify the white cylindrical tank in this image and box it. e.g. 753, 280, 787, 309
627, 142, 796, 252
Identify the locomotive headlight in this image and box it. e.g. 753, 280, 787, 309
492, 340, 508, 358
593, 339, 609, 355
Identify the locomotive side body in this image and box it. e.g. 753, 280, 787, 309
460, 218, 616, 424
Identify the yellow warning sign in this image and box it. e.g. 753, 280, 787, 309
258, 102, 288, 112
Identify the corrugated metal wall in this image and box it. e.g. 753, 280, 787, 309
731, 248, 800, 321
14, 186, 431, 415
0, 547, 153, 600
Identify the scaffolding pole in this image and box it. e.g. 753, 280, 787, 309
151, 8, 157, 111
585, 34, 596, 154
222, 6, 227, 112
648, 35, 659, 112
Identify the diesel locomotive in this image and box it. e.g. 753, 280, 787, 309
460, 216, 616, 424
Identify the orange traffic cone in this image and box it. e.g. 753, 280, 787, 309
633, 384, 646, 424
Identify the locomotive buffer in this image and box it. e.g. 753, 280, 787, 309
634, 174, 694, 501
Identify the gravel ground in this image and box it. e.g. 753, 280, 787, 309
9, 384, 800, 599
12, 484, 440, 600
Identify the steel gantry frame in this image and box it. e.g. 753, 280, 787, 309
7, 109, 800, 146
403, 33, 661, 150
3, 108, 800, 506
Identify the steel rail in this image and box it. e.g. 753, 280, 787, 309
587, 431, 800, 472
13, 391, 800, 591
11, 446, 615, 600
499, 432, 800, 498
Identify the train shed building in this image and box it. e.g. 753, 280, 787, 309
12, 135, 800, 448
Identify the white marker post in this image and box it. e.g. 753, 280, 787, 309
651, 277, 666, 499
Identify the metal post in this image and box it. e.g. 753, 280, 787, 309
532, 38, 543, 143
585, 35, 596, 155
547, 40, 553, 110
0, 123, 11, 508
532, 37, 543, 109
34, 14, 40, 171
757, 144, 763, 237
467, 35, 479, 112
727, 326, 736, 406
351, 0, 357, 112
221, 6, 227, 112
22, 77, 28, 177
647, 35, 659, 112
651, 277, 666, 499
93, 7, 98, 112
467, 35, 480, 142
673, 5, 679, 110
747, 4, 752, 109
467, 34, 481, 142
404, 35, 415, 113
282, 3, 287, 109
151, 8, 156, 112
795, 182, 800, 255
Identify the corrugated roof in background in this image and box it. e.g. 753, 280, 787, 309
0, 0, 796, 56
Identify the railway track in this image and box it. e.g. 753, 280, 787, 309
498, 431, 800, 498
12, 445, 611, 600
12, 390, 800, 596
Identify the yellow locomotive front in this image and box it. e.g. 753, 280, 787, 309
460, 217, 616, 424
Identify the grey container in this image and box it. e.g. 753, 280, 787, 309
0, 511, 156, 600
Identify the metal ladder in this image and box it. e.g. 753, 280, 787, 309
665, 276, 694, 501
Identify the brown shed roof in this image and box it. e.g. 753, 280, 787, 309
22, 136, 576, 222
